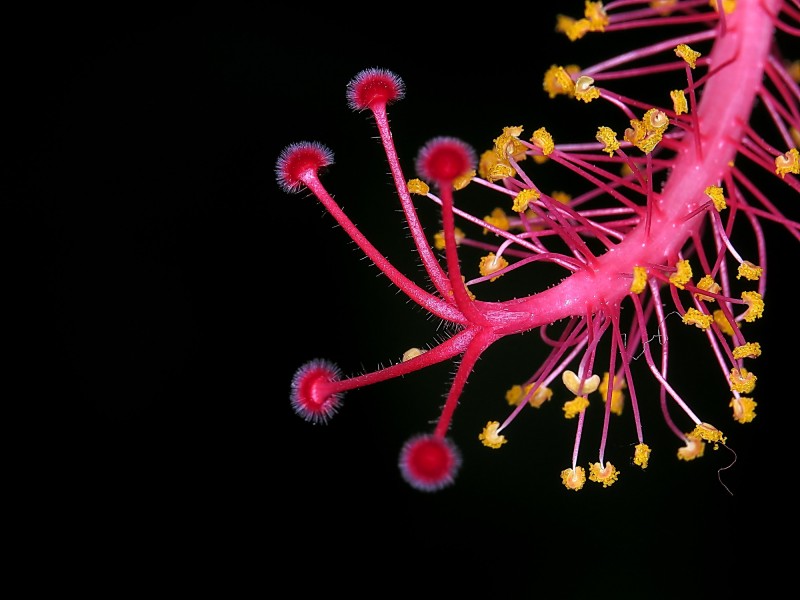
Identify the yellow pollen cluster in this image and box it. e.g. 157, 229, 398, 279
730, 396, 757, 424
433, 227, 465, 250
561, 466, 587, 491
630, 265, 648, 294
737, 261, 762, 281
543, 65, 578, 98
670, 89, 688, 115
691, 422, 727, 449
677, 434, 705, 461
709, 0, 737, 13
598, 372, 625, 416
563, 396, 590, 418
669, 259, 692, 289
733, 342, 761, 359
479, 421, 507, 449
704, 185, 726, 211
513, 188, 541, 213
624, 108, 669, 154
675, 43, 701, 69
588, 461, 619, 487
479, 253, 509, 281
494, 126, 527, 161
556, 2, 609, 41
694, 275, 721, 301
482, 207, 510, 235
453, 170, 476, 191
682, 307, 713, 330
402, 347, 427, 362
531, 127, 555, 156
506, 383, 553, 408
775, 148, 799, 178
729, 367, 756, 393
574, 76, 600, 102
407, 178, 430, 195
741, 291, 764, 322
596, 126, 619, 156
634, 443, 651, 469
713, 309, 735, 336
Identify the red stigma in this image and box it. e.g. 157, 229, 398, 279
290, 359, 343, 424
398, 434, 461, 492
275, 141, 334, 194
346, 67, 405, 112
415, 136, 476, 185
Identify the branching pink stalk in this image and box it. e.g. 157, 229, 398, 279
277, 0, 800, 492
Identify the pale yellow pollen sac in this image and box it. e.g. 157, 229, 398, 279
737, 261, 762, 281
670, 89, 688, 115
675, 43, 701, 69
574, 75, 601, 103
560, 466, 587, 491
633, 443, 651, 469
691, 422, 727, 449
677, 434, 706, 461
730, 396, 757, 424
482, 207, 510, 234
562, 369, 601, 395
453, 170, 476, 191
729, 367, 756, 394
493, 126, 526, 161
562, 396, 590, 419
630, 265, 648, 294
479, 421, 507, 449
741, 291, 764, 322
644, 108, 669, 132
682, 307, 713, 330
479, 253, 509, 282
543, 65, 576, 98
588, 461, 619, 487
704, 185, 726, 211
694, 275, 721, 301
596, 126, 619, 157
433, 227, 465, 250
669, 259, 693, 289
733, 342, 761, 359
402, 347, 427, 362
527, 386, 553, 408
513, 188, 541, 213
506, 383, 552, 407
407, 178, 430, 195
775, 148, 799, 178
531, 127, 555, 156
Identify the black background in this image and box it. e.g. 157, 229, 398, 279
7, 2, 796, 596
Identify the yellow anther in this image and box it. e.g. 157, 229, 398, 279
733, 342, 761, 359
574, 76, 600, 102
775, 148, 799, 178
531, 127, 555, 156
505, 383, 552, 408
479, 421, 507, 449
669, 259, 692, 289
730, 396, 757, 424
650, 0, 677, 15
596, 126, 619, 157
709, 0, 736, 13
479, 253, 509, 282
513, 188, 541, 213
402, 347, 427, 362
453, 170, 476, 191
598, 372, 625, 416
644, 108, 669, 133
633, 443, 651, 469
704, 185, 726, 211
562, 369, 601, 395
737, 261, 762, 281
482, 207, 510, 234
675, 44, 701, 69
682, 307, 713, 330
677, 433, 706, 461
543, 65, 576, 98
493, 126, 526, 161
729, 367, 756, 394
630, 265, 648, 294
713, 309, 735, 336
557, 16, 592, 41
584, 1, 609, 30
561, 466, 587, 491
691, 422, 727, 449
694, 275, 720, 301
488, 163, 516, 182
670, 89, 688, 115
562, 396, 590, 419
588, 461, 619, 487
789, 60, 800, 84
741, 291, 764, 322
433, 227, 465, 250
478, 150, 501, 180
550, 191, 572, 204
407, 178, 430, 195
